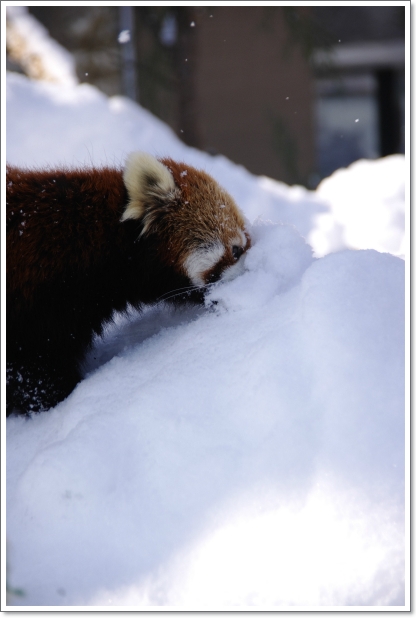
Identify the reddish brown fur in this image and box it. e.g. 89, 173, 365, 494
7, 158, 250, 415
7, 166, 127, 304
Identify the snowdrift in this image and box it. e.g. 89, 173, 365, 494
5, 71, 407, 609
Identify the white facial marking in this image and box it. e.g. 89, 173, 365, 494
232, 230, 247, 247
184, 243, 225, 287
220, 251, 247, 282
219, 229, 248, 282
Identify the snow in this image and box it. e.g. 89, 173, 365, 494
5, 69, 407, 609
6, 6, 78, 87
118, 30, 130, 44
312, 156, 405, 258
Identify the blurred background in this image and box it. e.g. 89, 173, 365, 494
6, 5, 406, 188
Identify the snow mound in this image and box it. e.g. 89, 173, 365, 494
7, 225, 405, 608
312, 156, 406, 258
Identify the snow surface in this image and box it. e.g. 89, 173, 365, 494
312, 156, 406, 258
5, 70, 407, 609
6, 6, 78, 87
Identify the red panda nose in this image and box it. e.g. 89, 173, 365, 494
206, 269, 222, 284
232, 245, 244, 260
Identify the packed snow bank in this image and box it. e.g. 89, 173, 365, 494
6, 71, 407, 608
6, 71, 405, 258
312, 156, 406, 258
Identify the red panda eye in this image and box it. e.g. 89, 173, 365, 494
232, 245, 244, 261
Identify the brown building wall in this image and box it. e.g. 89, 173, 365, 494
22, 7, 404, 185
195, 7, 316, 185
24, 6, 317, 186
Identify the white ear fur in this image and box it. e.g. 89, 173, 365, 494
121, 152, 176, 222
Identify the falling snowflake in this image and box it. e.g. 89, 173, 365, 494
118, 30, 130, 44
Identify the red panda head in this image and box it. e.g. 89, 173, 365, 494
121, 152, 251, 287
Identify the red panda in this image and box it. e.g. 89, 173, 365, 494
7, 153, 251, 415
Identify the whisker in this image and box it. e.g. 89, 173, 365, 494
155, 284, 201, 303
155, 281, 219, 305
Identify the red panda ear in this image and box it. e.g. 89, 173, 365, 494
121, 153, 177, 227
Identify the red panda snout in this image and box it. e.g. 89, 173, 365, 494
123, 153, 251, 289
183, 231, 251, 287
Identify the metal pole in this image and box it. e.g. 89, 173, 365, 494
119, 6, 137, 101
